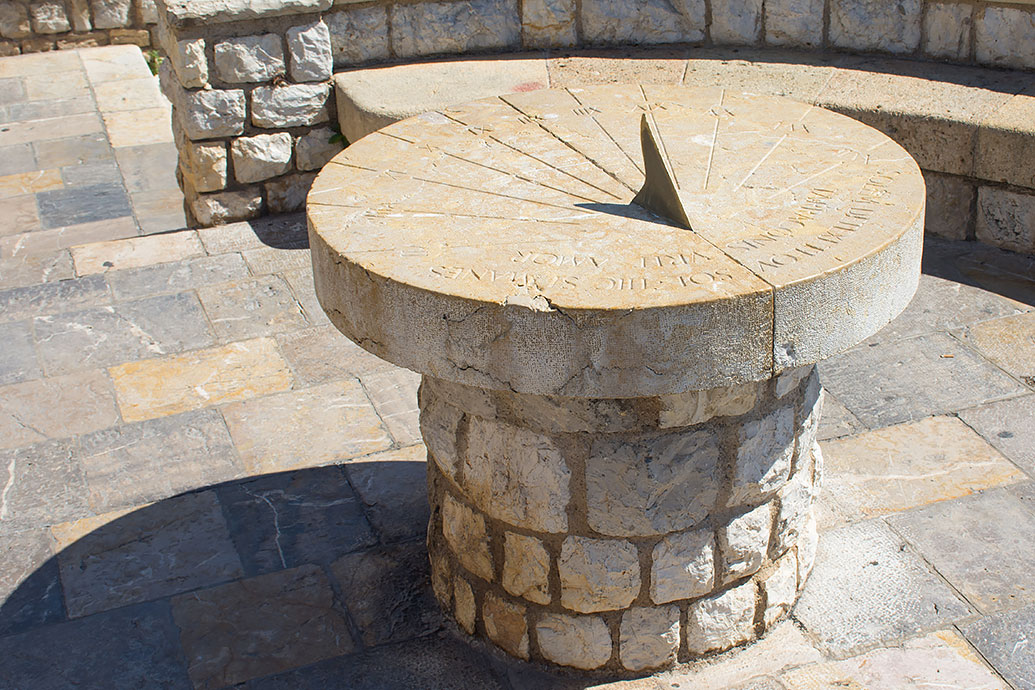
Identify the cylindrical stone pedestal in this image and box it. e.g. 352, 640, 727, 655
422, 366, 824, 673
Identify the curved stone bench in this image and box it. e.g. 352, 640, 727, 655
334, 48, 1035, 256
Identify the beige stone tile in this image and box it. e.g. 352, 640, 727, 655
222, 378, 393, 473
0, 113, 103, 147
101, 108, 174, 148
276, 325, 394, 386
656, 621, 824, 688
241, 245, 311, 275
0, 369, 119, 450
92, 78, 165, 113
1, 217, 138, 259
23, 70, 89, 102
0, 194, 41, 238
547, 51, 688, 87
820, 415, 1025, 520
0, 169, 63, 200
71, 230, 203, 275
0, 249, 74, 289
50, 505, 140, 549
958, 312, 1035, 381
359, 367, 422, 446
0, 49, 82, 78
109, 338, 294, 423
780, 630, 1006, 689
79, 45, 152, 84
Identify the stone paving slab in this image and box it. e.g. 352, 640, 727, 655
0, 204, 1031, 687
961, 603, 1035, 690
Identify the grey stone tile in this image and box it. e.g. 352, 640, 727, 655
78, 409, 242, 513
0, 439, 89, 533
0, 369, 119, 451
283, 265, 331, 327
794, 520, 971, 656
115, 142, 179, 193
59, 160, 121, 187
4, 97, 97, 124
961, 603, 1035, 690
816, 390, 864, 441
345, 445, 430, 544
276, 325, 394, 387
245, 633, 509, 690
0, 320, 40, 384
0, 274, 110, 323
36, 182, 133, 230
242, 245, 312, 275
171, 564, 354, 689
0, 601, 193, 690
33, 131, 112, 169
960, 394, 1035, 475
330, 542, 442, 647
217, 466, 376, 577
888, 488, 1035, 613
0, 528, 64, 637
922, 236, 1035, 309
107, 253, 248, 301
0, 142, 36, 177
360, 368, 422, 446
866, 272, 1029, 346
196, 274, 309, 342
131, 187, 187, 234
34, 292, 214, 375
0, 249, 74, 290
56, 490, 244, 618
0, 78, 26, 105
196, 212, 308, 254
819, 332, 1028, 429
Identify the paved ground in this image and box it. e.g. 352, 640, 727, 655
0, 45, 185, 293
2, 44, 1035, 690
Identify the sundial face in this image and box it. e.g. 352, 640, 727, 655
308, 86, 924, 397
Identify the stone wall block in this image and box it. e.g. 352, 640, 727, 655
651, 527, 714, 604
482, 592, 529, 659
586, 428, 720, 536
251, 83, 330, 128
924, 2, 972, 61
231, 132, 293, 184
22, 36, 55, 51
68, 0, 91, 32
772, 453, 815, 557
181, 88, 246, 139
29, 1, 70, 34
619, 605, 680, 671
265, 171, 316, 214
454, 576, 476, 634
419, 393, 464, 478
0, 3, 32, 39
730, 406, 794, 506
581, 0, 706, 45
976, 186, 1035, 255
721, 502, 771, 583
522, 0, 576, 49
796, 514, 818, 584
138, 0, 158, 24
559, 536, 639, 613
181, 140, 227, 193
762, 551, 798, 626
110, 28, 149, 45
190, 188, 263, 226
442, 492, 494, 581
658, 382, 759, 428
287, 19, 332, 82
169, 36, 208, 88
976, 93, 1035, 190
685, 579, 758, 655
429, 540, 453, 607
295, 127, 342, 171
535, 612, 612, 670
326, 5, 389, 67
90, 0, 131, 29
463, 416, 570, 533
391, 0, 521, 59
764, 0, 823, 47
711, 0, 762, 45
502, 531, 551, 605
0, 39, 19, 55
214, 34, 285, 84
976, 6, 1035, 70
829, 0, 921, 54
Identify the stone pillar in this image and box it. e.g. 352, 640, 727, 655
422, 366, 823, 673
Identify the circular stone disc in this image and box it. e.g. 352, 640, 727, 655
308, 85, 924, 397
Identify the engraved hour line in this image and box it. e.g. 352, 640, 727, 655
639, 84, 680, 190
498, 95, 639, 194
406, 173, 594, 212
438, 110, 624, 202
703, 89, 725, 191
732, 103, 815, 193
380, 129, 604, 205
564, 87, 645, 175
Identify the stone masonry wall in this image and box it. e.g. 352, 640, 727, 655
0, 0, 156, 55
421, 366, 823, 672
155, 0, 1035, 229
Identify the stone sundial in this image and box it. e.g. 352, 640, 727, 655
308, 86, 924, 673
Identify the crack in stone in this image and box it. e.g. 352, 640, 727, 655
0, 456, 16, 520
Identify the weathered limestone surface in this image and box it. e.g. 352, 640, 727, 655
976, 6, 1035, 71
213, 34, 285, 83
295, 127, 341, 170
230, 133, 293, 183
765, 0, 823, 47
286, 20, 332, 82
391, 0, 520, 59
325, 6, 389, 67
251, 83, 330, 128
581, 0, 705, 45
536, 613, 612, 670
29, 1, 70, 34
830, 0, 921, 54
521, 0, 576, 48
559, 536, 640, 613
711, 0, 762, 45
924, 2, 972, 61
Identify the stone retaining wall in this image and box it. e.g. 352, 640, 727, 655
154, 0, 1035, 232
0, 0, 157, 55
